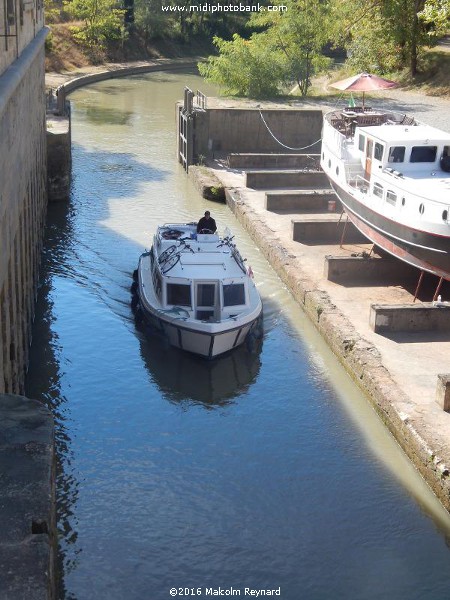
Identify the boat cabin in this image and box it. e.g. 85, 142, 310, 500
151, 223, 252, 323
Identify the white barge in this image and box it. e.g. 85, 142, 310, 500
320, 107, 450, 280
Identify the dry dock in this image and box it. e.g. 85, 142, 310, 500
191, 142, 450, 512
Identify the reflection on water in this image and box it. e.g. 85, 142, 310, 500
136, 323, 262, 407
78, 105, 133, 126
25, 70, 450, 600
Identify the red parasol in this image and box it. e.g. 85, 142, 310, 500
329, 72, 399, 108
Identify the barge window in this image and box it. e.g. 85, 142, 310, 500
410, 146, 437, 163
388, 146, 405, 163
167, 283, 191, 307
373, 183, 384, 198
386, 190, 397, 205
374, 142, 384, 161
358, 134, 365, 152
223, 283, 245, 307
7, 0, 15, 25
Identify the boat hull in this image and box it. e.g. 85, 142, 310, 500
331, 181, 450, 281
136, 296, 261, 359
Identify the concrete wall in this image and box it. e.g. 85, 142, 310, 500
190, 108, 323, 157
370, 303, 450, 333
0, 28, 48, 393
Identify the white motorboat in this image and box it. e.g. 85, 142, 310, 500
320, 107, 450, 280
132, 223, 263, 358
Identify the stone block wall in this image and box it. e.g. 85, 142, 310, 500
0, 31, 48, 394
0, 0, 45, 76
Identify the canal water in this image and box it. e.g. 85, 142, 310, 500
27, 69, 450, 600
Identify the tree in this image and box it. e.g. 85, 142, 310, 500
419, 0, 450, 35
330, 0, 443, 77
199, 33, 285, 98
199, 0, 332, 98
251, 0, 331, 96
134, 0, 174, 43
64, 0, 125, 51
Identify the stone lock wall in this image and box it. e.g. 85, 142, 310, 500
0, 33, 48, 394
191, 108, 323, 158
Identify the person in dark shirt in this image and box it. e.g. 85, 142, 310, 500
196, 211, 217, 233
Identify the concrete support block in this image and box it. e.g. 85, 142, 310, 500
292, 219, 369, 245
265, 190, 339, 212
228, 153, 321, 170
436, 375, 450, 411
47, 115, 71, 201
245, 170, 330, 190
325, 255, 417, 285
0, 394, 56, 599
370, 303, 450, 333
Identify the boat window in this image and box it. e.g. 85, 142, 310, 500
358, 134, 365, 152
374, 142, 384, 161
441, 146, 450, 172
223, 283, 245, 307
410, 146, 437, 163
167, 283, 191, 307
386, 190, 397, 205
373, 183, 384, 198
388, 146, 405, 163
153, 270, 162, 300
197, 283, 215, 306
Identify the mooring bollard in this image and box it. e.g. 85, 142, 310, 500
436, 374, 450, 411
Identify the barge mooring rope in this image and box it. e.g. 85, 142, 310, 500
258, 109, 322, 151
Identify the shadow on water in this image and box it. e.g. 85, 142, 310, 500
135, 322, 262, 408
72, 142, 169, 194
25, 199, 80, 600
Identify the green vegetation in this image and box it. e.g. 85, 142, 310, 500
199, 0, 450, 98
199, 0, 331, 98
46, 0, 450, 101
63, 0, 126, 54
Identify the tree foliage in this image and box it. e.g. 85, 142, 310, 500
199, 33, 284, 97
419, 0, 450, 34
199, 0, 332, 98
329, 0, 446, 76
64, 0, 126, 50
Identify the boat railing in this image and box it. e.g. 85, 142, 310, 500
325, 109, 419, 134
323, 119, 348, 159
